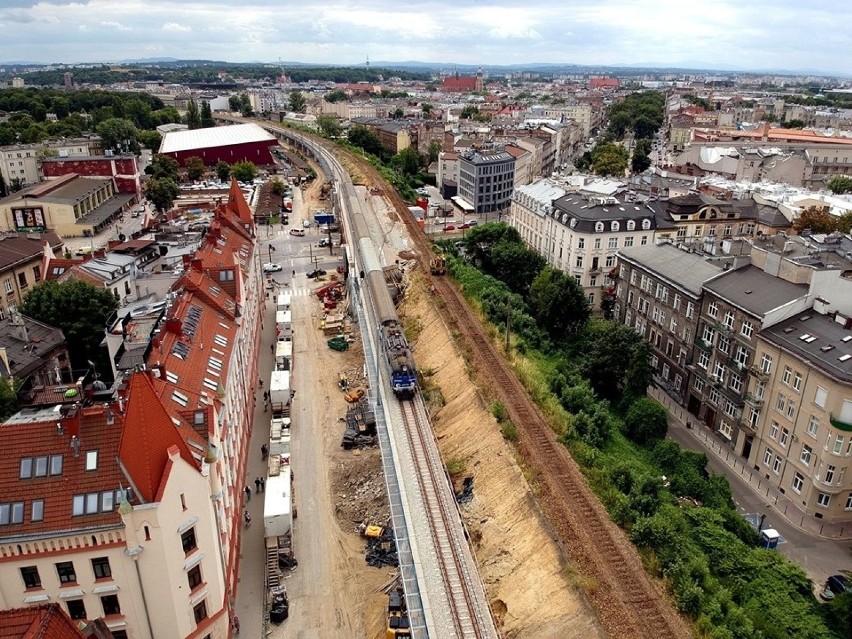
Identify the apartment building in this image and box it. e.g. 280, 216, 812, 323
458, 150, 515, 215
688, 266, 810, 450
510, 181, 666, 308
746, 310, 852, 524
0, 137, 100, 190
0, 231, 64, 318
616, 243, 724, 405
0, 180, 261, 638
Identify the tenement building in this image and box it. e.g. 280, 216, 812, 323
616, 243, 724, 405
746, 310, 852, 525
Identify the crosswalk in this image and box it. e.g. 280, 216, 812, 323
269, 287, 313, 297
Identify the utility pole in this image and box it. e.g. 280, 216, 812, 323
505, 297, 511, 352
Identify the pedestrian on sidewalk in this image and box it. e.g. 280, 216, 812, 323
244, 485, 251, 501
232, 615, 240, 634
261, 443, 268, 460
260, 477, 265, 492
255, 477, 261, 493
258, 378, 263, 388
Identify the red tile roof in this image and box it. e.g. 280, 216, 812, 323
441, 76, 478, 92
0, 604, 87, 639
0, 405, 125, 538
226, 178, 255, 227
120, 371, 204, 503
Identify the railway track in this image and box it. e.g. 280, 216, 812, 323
244, 119, 688, 638
330, 148, 689, 639
398, 399, 493, 639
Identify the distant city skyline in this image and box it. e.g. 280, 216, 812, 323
2, 0, 851, 76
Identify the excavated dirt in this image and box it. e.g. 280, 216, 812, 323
401, 275, 606, 639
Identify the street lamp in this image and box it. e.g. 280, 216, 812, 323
267, 245, 275, 263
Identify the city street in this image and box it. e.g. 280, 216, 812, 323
651, 387, 852, 587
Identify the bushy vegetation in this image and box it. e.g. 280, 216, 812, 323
444, 223, 844, 638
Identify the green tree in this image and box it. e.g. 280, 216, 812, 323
427, 139, 443, 164
590, 143, 629, 177
0, 124, 17, 146
391, 146, 423, 176
18, 124, 48, 144
96, 117, 138, 153
148, 154, 180, 182
288, 91, 306, 114
21, 280, 118, 377
136, 129, 162, 151
270, 178, 286, 196
579, 319, 652, 404
51, 96, 70, 119
238, 93, 253, 117
185, 99, 201, 129
827, 174, 852, 194
200, 101, 214, 128
490, 239, 546, 297
348, 126, 383, 156
324, 90, 348, 103
317, 114, 342, 138
392, 107, 404, 119
624, 397, 668, 445
215, 160, 231, 183
460, 105, 479, 120
144, 177, 180, 213
608, 111, 632, 139
231, 160, 258, 182
228, 95, 242, 112
529, 267, 590, 339
631, 149, 651, 173
421, 103, 433, 117
185, 156, 205, 181
463, 222, 523, 267
0, 376, 21, 421
633, 115, 660, 139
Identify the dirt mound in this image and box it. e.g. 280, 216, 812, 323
401, 276, 605, 639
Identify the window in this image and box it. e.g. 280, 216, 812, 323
816, 492, 830, 508
0, 502, 24, 525
685, 302, 694, 319
702, 325, 715, 344
730, 374, 742, 394
50, 455, 62, 475
846, 493, 852, 510
800, 444, 812, 465
769, 421, 779, 440
760, 354, 773, 374
19, 458, 32, 479
608, 237, 618, 249
735, 345, 749, 367
780, 428, 789, 447
92, 557, 111, 579
17, 272, 27, 288
741, 321, 754, 339
825, 465, 836, 484
20, 566, 41, 589
669, 316, 678, 334
624, 236, 634, 247
792, 472, 804, 493
3, 279, 12, 294
709, 387, 720, 406
218, 270, 234, 282
575, 255, 583, 268
193, 600, 208, 624
31, 499, 43, 522
748, 407, 760, 428
755, 381, 766, 400
641, 235, 648, 245
578, 238, 585, 250
724, 400, 738, 419
786, 401, 796, 419
807, 415, 819, 437
718, 335, 730, 355
605, 255, 616, 268
814, 386, 827, 408
85, 451, 98, 471
782, 366, 792, 385
773, 455, 783, 475
833, 436, 845, 455
56, 561, 76, 584
792, 372, 802, 392
698, 350, 709, 370
708, 301, 718, 318
723, 311, 735, 330
594, 237, 602, 248
763, 448, 773, 466
188, 565, 203, 590
66, 599, 86, 621
101, 594, 121, 616
181, 527, 198, 554
674, 374, 682, 390
34, 457, 48, 477
719, 421, 733, 439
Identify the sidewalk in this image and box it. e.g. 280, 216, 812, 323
233, 297, 277, 638
649, 386, 852, 541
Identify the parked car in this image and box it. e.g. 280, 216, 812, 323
827, 574, 850, 594
467, 219, 478, 226
306, 269, 327, 279
289, 228, 305, 237
318, 238, 330, 247
263, 263, 282, 273
443, 224, 456, 232
457, 223, 470, 230
302, 219, 312, 228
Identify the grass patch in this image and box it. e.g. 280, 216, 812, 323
446, 457, 466, 475
500, 420, 519, 442
491, 401, 507, 422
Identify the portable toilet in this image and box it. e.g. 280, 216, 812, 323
758, 528, 780, 549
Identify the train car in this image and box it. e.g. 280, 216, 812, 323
382, 323, 417, 398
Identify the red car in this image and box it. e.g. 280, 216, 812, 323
443, 224, 456, 232
457, 223, 470, 230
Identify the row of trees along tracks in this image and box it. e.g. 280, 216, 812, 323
398, 398, 494, 638
313, 141, 691, 639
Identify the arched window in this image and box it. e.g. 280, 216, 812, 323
611, 221, 620, 232
595, 221, 604, 232
626, 220, 636, 231
642, 218, 651, 230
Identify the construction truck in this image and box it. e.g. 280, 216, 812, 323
429, 255, 446, 276
386, 588, 411, 638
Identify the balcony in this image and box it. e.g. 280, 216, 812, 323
743, 393, 764, 408
748, 365, 769, 381
727, 357, 748, 374
715, 322, 734, 337
829, 413, 852, 433
693, 336, 712, 352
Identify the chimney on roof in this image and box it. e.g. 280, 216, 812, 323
181, 253, 192, 270
190, 258, 204, 273
165, 317, 183, 335
94, 247, 107, 260
8, 310, 27, 343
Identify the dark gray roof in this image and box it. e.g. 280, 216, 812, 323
618, 243, 725, 296
0, 231, 63, 270
704, 265, 808, 316
76, 193, 134, 226
755, 204, 792, 228
461, 150, 514, 165
761, 311, 852, 383
551, 194, 665, 233
33, 178, 112, 205
0, 315, 66, 379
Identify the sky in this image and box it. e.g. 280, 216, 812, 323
2, 0, 850, 75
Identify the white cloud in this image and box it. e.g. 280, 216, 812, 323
100, 21, 131, 31
162, 22, 191, 32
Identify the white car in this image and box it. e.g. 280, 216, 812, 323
262, 263, 283, 273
